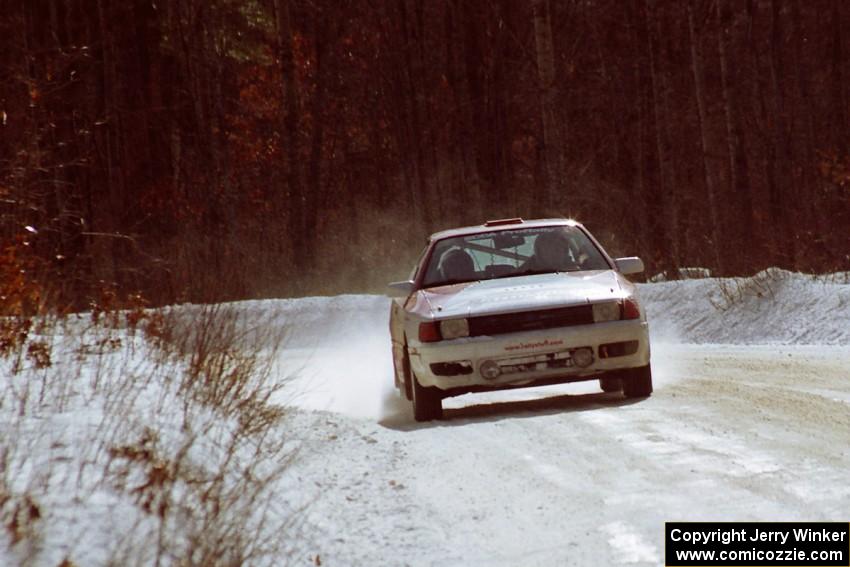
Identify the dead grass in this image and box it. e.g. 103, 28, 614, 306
709, 268, 785, 311
0, 294, 300, 566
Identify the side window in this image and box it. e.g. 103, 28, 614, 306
422, 241, 480, 285
570, 228, 611, 270
422, 241, 448, 284
409, 245, 429, 281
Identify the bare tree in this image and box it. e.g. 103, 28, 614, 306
532, 0, 564, 209
687, 0, 723, 272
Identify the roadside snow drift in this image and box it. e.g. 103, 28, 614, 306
641, 269, 850, 344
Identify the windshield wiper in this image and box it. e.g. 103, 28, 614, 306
497, 268, 552, 278
492, 267, 583, 280
425, 278, 478, 288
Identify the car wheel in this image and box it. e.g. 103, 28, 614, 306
622, 364, 653, 398
599, 376, 622, 392
411, 371, 443, 422
402, 347, 413, 401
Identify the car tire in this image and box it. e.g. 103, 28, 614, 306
402, 347, 413, 401
599, 376, 622, 392
622, 364, 653, 398
411, 371, 443, 422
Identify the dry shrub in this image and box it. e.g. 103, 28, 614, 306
0, 236, 44, 317
4, 495, 41, 545
0, 448, 43, 564
124, 294, 148, 333
25, 341, 51, 369
0, 318, 31, 358
709, 268, 786, 311
1, 290, 299, 566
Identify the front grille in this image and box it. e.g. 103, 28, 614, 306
467, 305, 594, 337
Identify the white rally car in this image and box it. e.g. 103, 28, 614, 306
388, 218, 652, 421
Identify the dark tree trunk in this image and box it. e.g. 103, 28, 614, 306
717, 0, 755, 271
687, 0, 723, 273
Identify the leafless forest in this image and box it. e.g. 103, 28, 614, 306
2, 0, 849, 309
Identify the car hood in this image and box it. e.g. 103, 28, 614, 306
416, 270, 633, 319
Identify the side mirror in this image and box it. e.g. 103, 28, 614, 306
614, 257, 645, 275
387, 280, 415, 297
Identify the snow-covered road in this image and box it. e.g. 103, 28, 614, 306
272, 276, 850, 566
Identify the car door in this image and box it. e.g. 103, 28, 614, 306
389, 245, 428, 383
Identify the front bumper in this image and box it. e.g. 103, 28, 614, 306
409, 319, 650, 392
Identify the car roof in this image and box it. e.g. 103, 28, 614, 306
428, 218, 581, 242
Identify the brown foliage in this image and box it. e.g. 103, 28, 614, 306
2, 0, 849, 309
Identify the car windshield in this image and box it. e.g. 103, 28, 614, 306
421, 225, 611, 288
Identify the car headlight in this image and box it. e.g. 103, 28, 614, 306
440, 318, 470, 340
592, 301, 620, 323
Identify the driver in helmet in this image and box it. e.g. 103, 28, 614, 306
522, 230, 580, 272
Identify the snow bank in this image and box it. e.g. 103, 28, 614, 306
639, 269, 850, 345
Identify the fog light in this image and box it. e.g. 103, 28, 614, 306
480, 360, 501, 380
431, 361, 473, 376
572, 347, 594, 368
599, 340, 639, 358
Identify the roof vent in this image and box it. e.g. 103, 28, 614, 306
484, 217, 524, 227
